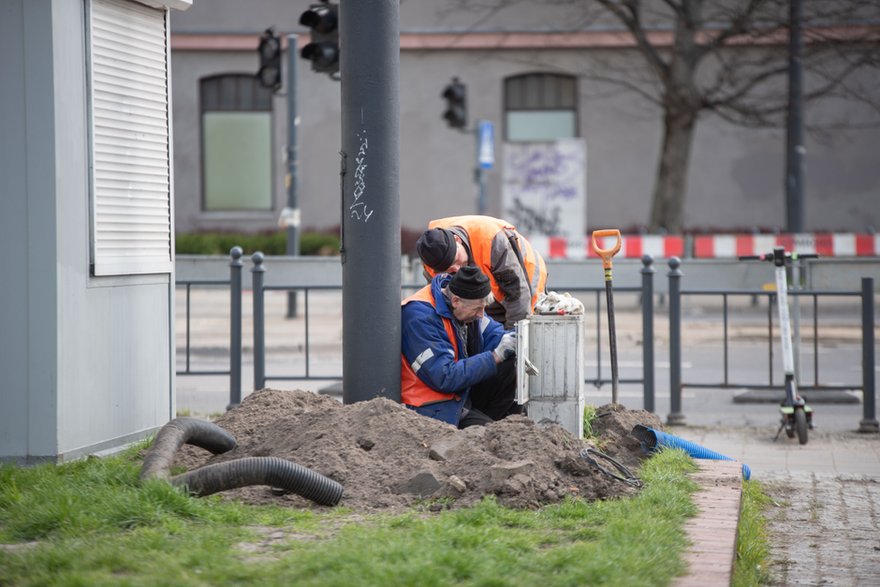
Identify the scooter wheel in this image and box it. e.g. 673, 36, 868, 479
795, 408, 808, 445
785, 419, 795, 439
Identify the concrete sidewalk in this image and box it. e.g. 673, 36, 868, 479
672, 426, 880, 586
673, 426, 880, 480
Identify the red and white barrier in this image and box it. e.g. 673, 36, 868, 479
530, 233, 880, 260
531, 234, 684, 260
692, 233, 880, 258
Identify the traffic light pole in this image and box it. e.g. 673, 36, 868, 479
475, 125, 486, 215
285, 34, 301, 318
340, 0, 401, 404
785, 0, 805, 233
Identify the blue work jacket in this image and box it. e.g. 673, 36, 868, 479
400, 274, 505, 425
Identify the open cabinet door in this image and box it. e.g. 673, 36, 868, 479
515, 319, 530, 406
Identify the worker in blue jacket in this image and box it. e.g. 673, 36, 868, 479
401, 265, 518, 427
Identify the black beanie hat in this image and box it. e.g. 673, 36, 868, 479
449, 266, 491, 300
417, 228, 457, 272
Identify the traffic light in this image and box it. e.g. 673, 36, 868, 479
442, 77, 467, 129
299, 2, 339, 75
257, 28, 282, 89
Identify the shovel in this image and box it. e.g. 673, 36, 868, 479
591, 229, 622, 404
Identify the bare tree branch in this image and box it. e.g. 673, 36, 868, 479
695, 0, 777, 58
447, 0, 880, 231
596, 0, 671, 80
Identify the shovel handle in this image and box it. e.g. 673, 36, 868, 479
591, 229, 622, 270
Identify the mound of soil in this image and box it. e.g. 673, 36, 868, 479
172, 389, 663, 512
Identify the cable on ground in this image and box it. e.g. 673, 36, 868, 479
579, 447, 643, 488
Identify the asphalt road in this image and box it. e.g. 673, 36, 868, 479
176, 342, 873, 433
175, 287, 876, 432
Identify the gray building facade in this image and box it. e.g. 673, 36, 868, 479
169, 0, 879, 243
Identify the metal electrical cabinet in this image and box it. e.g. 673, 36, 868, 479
516, 314, 585, 438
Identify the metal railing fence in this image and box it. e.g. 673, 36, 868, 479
248, 253, 657, 405
666, 256, 877, 431
175, 247, 243, 410
550, 255, 657, 410
174, 249, 877, 431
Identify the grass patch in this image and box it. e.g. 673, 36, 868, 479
732, 479, 773, 587
583, 404, 598, 440
1, 446, 701, 586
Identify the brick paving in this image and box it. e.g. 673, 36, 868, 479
761, 473, 880, 586
673, 460, 743, 587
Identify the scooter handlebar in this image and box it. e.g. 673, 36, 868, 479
738, 254, 773, 262
739, 251, 819, 264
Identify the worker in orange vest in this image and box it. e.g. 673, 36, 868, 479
401, 266, 519, 427
416, 215, 547, 329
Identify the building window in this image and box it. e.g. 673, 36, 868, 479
200, 74, 273, 211
504, 73, 578, 141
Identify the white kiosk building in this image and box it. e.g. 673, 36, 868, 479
1, 0, 191, 463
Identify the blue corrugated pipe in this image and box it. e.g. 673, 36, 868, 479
631, 425, 751, 480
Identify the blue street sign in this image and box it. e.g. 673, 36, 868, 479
478, 120, 494, 169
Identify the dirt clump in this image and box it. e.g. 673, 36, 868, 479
590, 403, 664, 471
173, 389, 663, 512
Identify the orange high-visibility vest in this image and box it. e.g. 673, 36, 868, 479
427, 215, 547, 310
400, 285, 461, 407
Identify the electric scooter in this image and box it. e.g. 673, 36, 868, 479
739, 247, 817, 445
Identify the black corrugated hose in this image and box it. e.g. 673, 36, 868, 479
140, 417, 343, 507
171, 456, 343, 506
140, 417, 236, 482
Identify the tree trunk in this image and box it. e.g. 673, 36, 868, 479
649, 109, 698, 233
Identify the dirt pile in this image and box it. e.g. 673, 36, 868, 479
173, 389, 663, 512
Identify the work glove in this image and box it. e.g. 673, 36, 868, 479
492, 332, 517, 362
